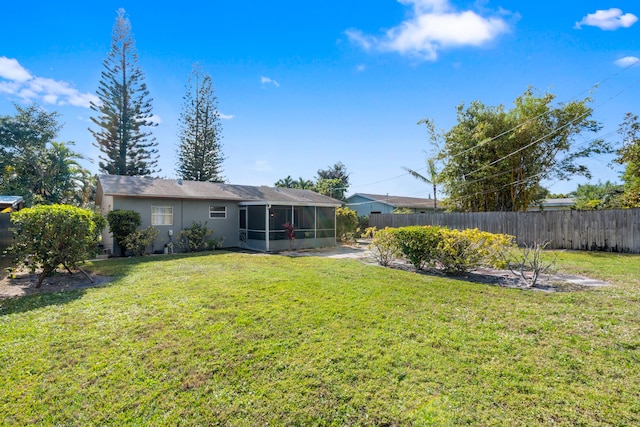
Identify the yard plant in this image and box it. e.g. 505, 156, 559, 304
1, 251, 640, 425
8, 204, 105, 287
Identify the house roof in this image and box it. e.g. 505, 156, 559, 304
96, 175, 341, 206
0, 195, 24, 213
346, 193, 436, 209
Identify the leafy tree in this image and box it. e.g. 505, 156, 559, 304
9, 204, 106, 287
615, 112, 640, 207
316, 162, 350, 200
177, 63, 225, 182
315, 178, 347, 200
106, 209, 141, 256
90, 8, 158, 176
570, 181, 623, 210
0, 104, 92, 207
432, 88, 609, 212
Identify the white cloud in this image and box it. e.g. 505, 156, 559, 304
0, 57, 32, 82
250, 160, 273, 172
614, 56, 640, 67
218, 112, 234, 120
355, 64, 366, 72
260, 76, 280, 87
346, 0, 510, 61
0, 56, 98, 108
575, 8, 638, 30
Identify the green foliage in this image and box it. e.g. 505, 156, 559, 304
435, 228, 515, 274
384, 226, 514, 273
360, 226, 377, 239
121, 226, 159, 256
0, 104, 93, 207
615, 112, 640, 207
274, 175, 315, 190
570, 181, 624, 210
177, 221, 213, 252
316, 162, 350, 200
356, 215, 369, 235
8, 204, 105, 287
391, 225, 443, 270
106, 209, 141, 256
336, 207, 358, 242
432, 87, 609, 212
90, 8, 158, 176
177, 63, 225, 182
392, 207, 413, 214
369, 228, 400, 266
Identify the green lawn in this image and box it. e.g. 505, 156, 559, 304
1, 251, 639, 425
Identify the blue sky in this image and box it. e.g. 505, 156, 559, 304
1, 1, 638, 198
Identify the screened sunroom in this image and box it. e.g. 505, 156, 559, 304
239, 203, 337, 252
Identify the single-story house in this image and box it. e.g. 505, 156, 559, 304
527, 198, 576, 212
346, 193, 436, 217
96, 175, 342, 254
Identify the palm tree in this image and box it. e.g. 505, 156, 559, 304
403, 157, 440, 210
275, 175, 295, 188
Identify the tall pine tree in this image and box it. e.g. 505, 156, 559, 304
176, 63, 225, 182
90, 8, 158, 176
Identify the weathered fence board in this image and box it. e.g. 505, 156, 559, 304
370, 208, 640, 253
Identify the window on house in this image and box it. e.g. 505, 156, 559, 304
152, 205, 173, 225
209, 205, 227, 219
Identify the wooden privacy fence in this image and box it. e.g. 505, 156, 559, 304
370, 208, 640, 254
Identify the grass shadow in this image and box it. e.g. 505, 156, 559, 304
0, 287, 87, 316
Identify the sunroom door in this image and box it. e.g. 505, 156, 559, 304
238, 207, 248, 248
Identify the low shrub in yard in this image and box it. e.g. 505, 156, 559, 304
369, 227, 400, 266
121, 226, 159, 256
336, 207, 358, 243
9, 204, 106, 287
373, 225, 514, 274
177, 221, 213, 252
435, 228, 515, 274
391, 225, 443, 270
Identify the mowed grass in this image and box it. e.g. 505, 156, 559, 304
1, 251, 640, 426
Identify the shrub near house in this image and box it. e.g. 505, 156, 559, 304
9, 204, 106, 287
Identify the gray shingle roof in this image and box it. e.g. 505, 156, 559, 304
348, 193, 436, 209
97, 175, 341, 206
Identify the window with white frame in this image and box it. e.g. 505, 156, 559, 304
151, 205, 173, 225
209, 205, 227, 219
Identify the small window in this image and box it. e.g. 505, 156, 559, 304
152, 205, 173, 225
210, 205, 227, 219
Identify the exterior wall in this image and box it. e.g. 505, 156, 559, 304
112, 196, 239, 253
268, 237, 336, 252
99, 194, 114, 253
346, 195, 394, 217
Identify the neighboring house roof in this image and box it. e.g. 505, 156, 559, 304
347, 193, 436, 209
0, 196, 24, 213
527, 198, 576, 211
96, 175, 341, 206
